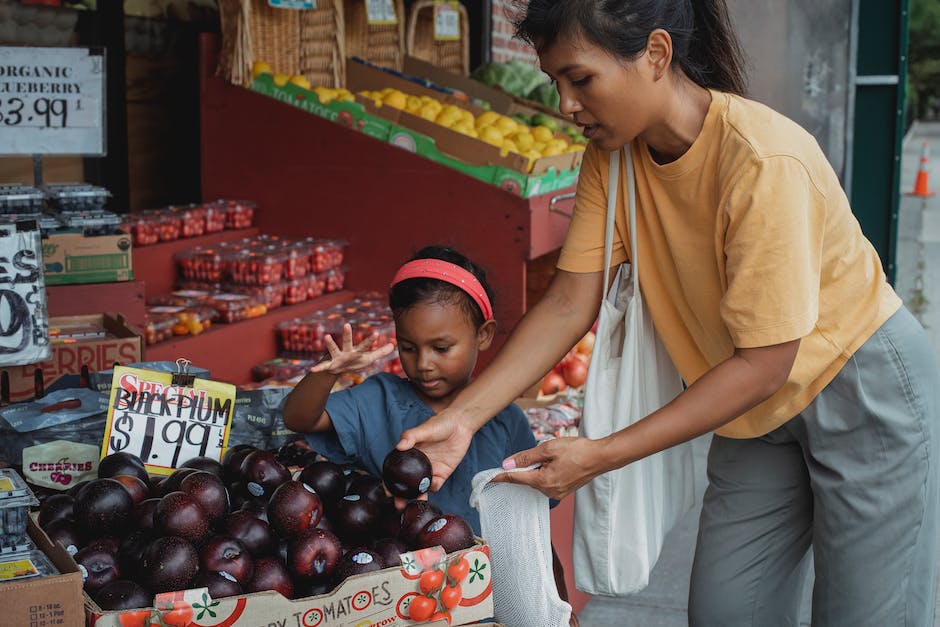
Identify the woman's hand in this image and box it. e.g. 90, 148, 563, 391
310, 323, 395, 376
492, 437, 606, 500
396, 408, 475, 492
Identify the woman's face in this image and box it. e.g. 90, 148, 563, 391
395, 299, 494, 411
539, 33, 659, 152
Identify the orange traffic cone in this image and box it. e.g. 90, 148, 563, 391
907, 141, 936, 197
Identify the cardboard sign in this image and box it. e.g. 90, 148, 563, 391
434, 1, 460, 41
22, 440, 99, 490
365, 0, 397, 24
0, 46, 106, 156
101, 366, 235, 476
0, 224, 50, 367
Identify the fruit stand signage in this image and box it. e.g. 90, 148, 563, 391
101, 366, 235, 476
0, 224, 50, 366
0, 46, 106, 156
365, 0, 397, 25
433, 1, 460, 41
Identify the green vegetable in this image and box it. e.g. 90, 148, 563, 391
528, 83, 560, 110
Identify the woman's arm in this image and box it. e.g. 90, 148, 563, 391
282, 323, 395, 433
496, 338, 801, 498
397, 268, 605, 490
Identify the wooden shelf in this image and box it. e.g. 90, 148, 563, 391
46, 280, 147, 329
132, 227, 261, 298
145, 290, 352, 384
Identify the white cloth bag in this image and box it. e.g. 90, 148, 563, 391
572, 146, 695, 596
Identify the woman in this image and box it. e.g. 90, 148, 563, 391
397, 1, 939, 625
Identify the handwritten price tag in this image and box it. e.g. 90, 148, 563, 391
434, 0, 460, 41
365, 0, 397, 24
0, 46, 105, 155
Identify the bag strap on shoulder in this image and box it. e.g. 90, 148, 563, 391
603, 146, 639, 295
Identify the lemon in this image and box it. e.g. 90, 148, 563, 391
532, 141, 547, 153
452, 120, 476, 136
532, 125, 555, 143
499, 139, 520, 156
272, 73, 290, 87
460, 109, 475, 125
475, 111, 501, 129
382, 91, 408, 109
314, 86, 335, 103
435, 109, 462, 127
478, 125, 505, 147
493, 116, 519, 137
512, 131, 535, 151
252, 60, 273, 78
565, 143, 587, 152
405, 96, 423, 113
337, 89, 355, 103
541, 144, 564, 157
288, 75, 311, 89
418, 104, 440, 121
548, 138, 569, 152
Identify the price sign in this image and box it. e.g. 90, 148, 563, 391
0, 46, 105, 156
101, 366, 236, 476
268, 0, 316, 10
365, 0, 397, 24
434, 1, 460, 41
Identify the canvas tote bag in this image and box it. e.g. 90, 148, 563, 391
572, 146, 696, 596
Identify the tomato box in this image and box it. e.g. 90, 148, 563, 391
85, 543, 495, 627
1, 516, 86, 627
0, 313, 143, 402
41, 228, 133, 286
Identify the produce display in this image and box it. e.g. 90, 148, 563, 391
472, 60, 560, 110
30, 446, 477, 620
126, 199, 255, 247
538, 330, 595, 396
275, 295, 395, 358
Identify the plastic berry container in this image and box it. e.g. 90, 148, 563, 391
176, 247, 230, 282
60, 209, 123, 236
276, 316, 334, 355
42, 183, 111, 212
128, 212, 162, 246
282, 242, 309, 279
156, 210, 182, 242
144, 309, 181, 345
207, 293, 267, 323
173, 203, 208, 238
207, 199, 256, 230
147, 290, 212, 308
226, 283, 285, 310
306, 272, 326, 299
323, 266, 347, 293
227, 250, 286, 285
251, 357, 320, 382
0, 469, 40, 553
283, 278, 309, 305
308, 238, 347, 272
203, 202, 227, 233
0, 185, 44, 214
0, 549, 59, 581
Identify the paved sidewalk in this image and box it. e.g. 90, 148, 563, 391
577, 120, 940, 627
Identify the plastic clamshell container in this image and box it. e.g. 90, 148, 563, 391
226, 283, 285, 310
282, 277, 309, 305
128, 211, 163, 246
147, 290, 212, 308
172, 203, 208, 238
227, 249, 286, 285
206, 199, 256, 230
42, 183, 111, 212
308, 238, 347, 272
203, 202, 227, 233
144, 309, 181, 345
0, 549, 59, 583
206, 293, 266, 323
305, 272, 326, 299
0, 185, 44, 213
0, 469, 40, 551
323, 266, 347, 292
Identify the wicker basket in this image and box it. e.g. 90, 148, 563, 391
343, 0, 405, 71
217, 0, 344, 88
405, 0, 469, 75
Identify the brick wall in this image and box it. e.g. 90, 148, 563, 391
490, 0, 538, 64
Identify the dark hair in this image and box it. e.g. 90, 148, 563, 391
514, 0, 748, 96
389, 246, 495, 329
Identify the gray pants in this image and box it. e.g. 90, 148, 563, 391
688, 307, 940, 626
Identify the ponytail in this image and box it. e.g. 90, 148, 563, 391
514, 0, 749, 96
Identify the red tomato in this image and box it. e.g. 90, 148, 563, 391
408, 595, 437, 621
420, 569, 444, 594
562, 357, 589, 388
118, 611, 153, 627
440, 584, 462, 610
576, 331, 596, 356
540, 372, 567, 396
161, 605, 194, 626
446, 556, 469, 583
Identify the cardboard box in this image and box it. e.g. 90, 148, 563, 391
262, 81, 394, 142
42, 229, 134, 286
86, 543, 495, 627
0, 516, 86, 627
0, 313, 143, 402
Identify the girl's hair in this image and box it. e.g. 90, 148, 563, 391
389, 246, 495, 328
514, 0, 748, 96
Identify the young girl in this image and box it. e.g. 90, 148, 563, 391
281, 246, 537, 536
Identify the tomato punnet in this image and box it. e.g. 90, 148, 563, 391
420, 569, 444, 594
540, 372, 566, 396
408, 595, 437, 621
562, 357, 589, 388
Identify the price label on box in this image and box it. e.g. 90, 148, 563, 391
101, 366, 235, 476
267, 0, 316, 9
365, 0, 397, 24
434, 0, 460, 41
0, 46, 106, 155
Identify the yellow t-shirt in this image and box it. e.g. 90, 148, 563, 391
558, 90, 901, 438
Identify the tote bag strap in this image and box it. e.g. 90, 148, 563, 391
603, 146, 638, 293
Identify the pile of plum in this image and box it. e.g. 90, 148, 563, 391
37, 442, 474, 612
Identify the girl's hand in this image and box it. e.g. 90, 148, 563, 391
310, 323, 395, 376
396, 408, 475, 492
492, 437, 606, 500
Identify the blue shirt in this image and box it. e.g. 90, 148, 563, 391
303, 372, 536, 535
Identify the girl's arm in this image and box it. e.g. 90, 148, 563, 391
283, 323, 395, 433
397, 268, 605, 490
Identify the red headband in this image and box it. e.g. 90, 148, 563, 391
391, 259, 494, 321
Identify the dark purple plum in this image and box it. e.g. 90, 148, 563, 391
417, 514, 475, 553
267, 481, 322, 539
221, 445, 256, 482
371, 538, 408, 569
180, 471, 229, 522
346, 475, 390, 508
43, 519, 81, 555
239, 450, 291, 498
398, 500, 443, 547
333, 494, 380, 544
141, 536, 199, 593
288, 528, 343, 582
154, 491, 210, 544
75, 547, 121, 592
299, 461, 345, 509
111, 474, 150, 505
117, 531, 152, 581
200, 536, 254, 584
222, 510, 274, 557
39, 493, 74, 529
74, 478, 134, 538
180, 456, 224, 478
94, 580, 153, 611
192, 571, 242, 599
333, 548, 384, 583
134, 498, 160, 531
246, 557, 293, 599
98, 452, 149, 484
382, 448, 433, 499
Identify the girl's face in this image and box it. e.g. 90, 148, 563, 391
395, 300, 495, 411
538, 32, 663, 152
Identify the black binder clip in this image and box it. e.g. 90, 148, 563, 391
171, 358, 196, 387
